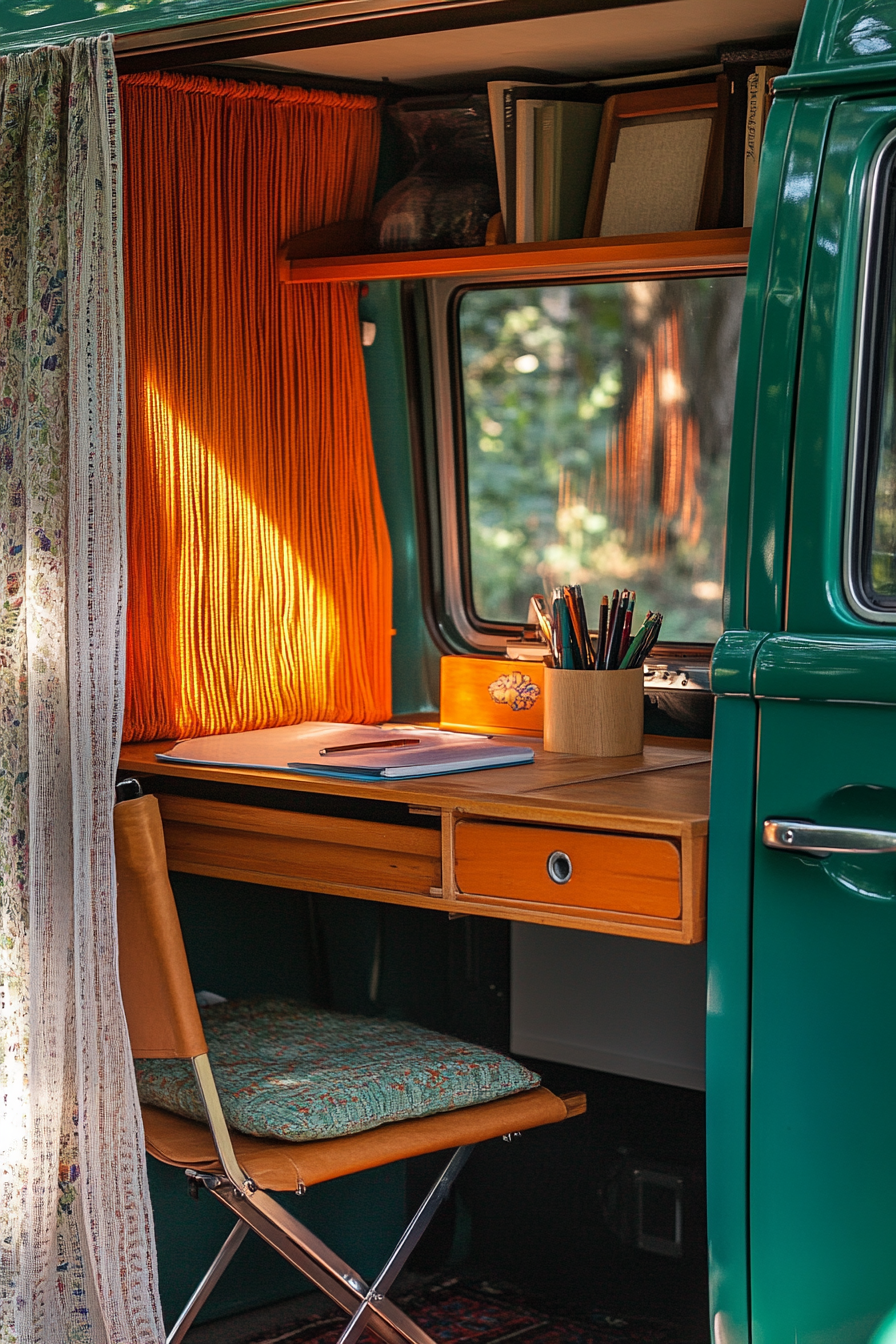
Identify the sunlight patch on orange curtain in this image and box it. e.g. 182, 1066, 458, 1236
120, 72, 390, 742
137, 381, 341, 737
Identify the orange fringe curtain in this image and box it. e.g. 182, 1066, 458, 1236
119, 72, 391, 742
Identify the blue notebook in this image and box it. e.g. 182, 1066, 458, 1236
157, 722, 535, 780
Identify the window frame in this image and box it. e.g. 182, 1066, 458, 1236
416, 246, 750, 659
845, 127, 896, 623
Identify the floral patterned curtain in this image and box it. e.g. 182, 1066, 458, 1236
0, 38, 164, 1343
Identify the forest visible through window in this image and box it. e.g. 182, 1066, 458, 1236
459, 275, 745, 643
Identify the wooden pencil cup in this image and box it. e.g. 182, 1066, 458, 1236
543, 666, 644, 756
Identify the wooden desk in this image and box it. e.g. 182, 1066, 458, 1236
118, 739, 710, 945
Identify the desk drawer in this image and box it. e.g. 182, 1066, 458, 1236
158, 796, 441, 897
454, 819, 681, 918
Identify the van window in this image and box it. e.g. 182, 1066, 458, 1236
457, 275, 745, 644
852, 134, 896, 614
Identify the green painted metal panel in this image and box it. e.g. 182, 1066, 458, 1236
750, 697, 896, 1344
710, 631, 769, 696
746, 96, 833, 632
872, 1306, 896, 1343
725, 95, 832, 633
705, 695, 758, 1344
361, 282, 441, 716
754, 633, 896, 702
782, 0, 896, 93
787, 100, 896, 636
0, 0, 311, 54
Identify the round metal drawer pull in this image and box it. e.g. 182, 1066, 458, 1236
546, 850, 573, 884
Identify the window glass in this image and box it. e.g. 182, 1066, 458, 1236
868, 366, 896, 600
458, 275, 745, 642
861, 157, 896, 607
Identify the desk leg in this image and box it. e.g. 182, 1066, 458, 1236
433, 809, 457, 903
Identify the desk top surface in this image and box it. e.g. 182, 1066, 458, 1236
119, 736, 711, 837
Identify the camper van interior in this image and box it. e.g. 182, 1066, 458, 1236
91, 3, 809, 1341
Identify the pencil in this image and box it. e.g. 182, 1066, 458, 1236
639, 613, 663, 664
619, 612, 651, 668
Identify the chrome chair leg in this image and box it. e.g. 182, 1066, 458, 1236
166, 1219, 249, 1344
336, 1145, 474, 1344
209, 1183, 434, 1344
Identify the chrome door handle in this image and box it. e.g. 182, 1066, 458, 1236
763, 819, 896, 858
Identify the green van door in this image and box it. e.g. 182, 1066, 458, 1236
712, 90, 896, 1344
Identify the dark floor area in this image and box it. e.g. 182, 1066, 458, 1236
185, 1273, 701, 1344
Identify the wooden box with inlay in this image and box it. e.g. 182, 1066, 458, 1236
440, 656, 545, 736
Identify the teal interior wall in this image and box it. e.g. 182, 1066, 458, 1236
361, 281, 441, 717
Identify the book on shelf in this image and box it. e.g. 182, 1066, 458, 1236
482, 58, 790, 249
490, 80, 601, 242
515, 97, 549, 243
717, 43, 793, 229
743, 63, 788, 226
486, 79, 526, 227
582, 78, 728, 239
538, 101, 603, 241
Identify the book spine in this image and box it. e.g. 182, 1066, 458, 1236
488, 83, 509, 225
540, 103, 556, 241
516, 103, 541, 244
743, 70, 761, 227
718, 66, 749, 228
504, 87, 517, 242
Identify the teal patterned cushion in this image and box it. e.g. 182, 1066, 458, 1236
135, 997, 540, 1143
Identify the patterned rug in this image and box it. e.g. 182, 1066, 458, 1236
240, 1278, 690, 1344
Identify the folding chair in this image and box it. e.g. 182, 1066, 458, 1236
114, 788, 585, 1344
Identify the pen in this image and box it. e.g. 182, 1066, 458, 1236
320, 738, 420, 755
532, 594, 555, 651
573, 585, 595, 669
558, 600, 576, 669
619, 591, 635, 663
595, 595, 608, 669
563, 586, 585, 668
606, 588, 628, 670
602, 590, 619, 669
552, 595, 565, 667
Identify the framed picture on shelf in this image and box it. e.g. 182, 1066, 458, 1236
583, 77, 729, 239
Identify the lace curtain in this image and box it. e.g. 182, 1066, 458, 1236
0, 38, 164, 1343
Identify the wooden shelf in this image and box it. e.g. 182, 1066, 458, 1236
278, 225, 751, 285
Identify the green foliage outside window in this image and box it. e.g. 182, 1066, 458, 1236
458, 276, 745, 643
